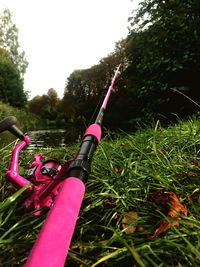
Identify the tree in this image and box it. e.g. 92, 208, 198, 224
62, 92, 77, 120
28, 90, 62, 128
47, 88, 59, 108
0, 48, 27, 107
28, 95, 49, 117
126, 0, 200, 119
63, 53, 122, 124
0, 9, 28, 77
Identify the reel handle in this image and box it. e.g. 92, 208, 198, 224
0, 116, 24, 140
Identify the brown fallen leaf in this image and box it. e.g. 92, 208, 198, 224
114, 213, 120, 220
103, 199, 117, 206
114, 165, 122, 174
176, 172, 196, 178
191, 191, 200, 199
4, 184, 18, 197
137, 226, 145, 232
148, 218, 180, 239
7, 185, 18, 192
122, 211, 138, 234
148, 189, 187, 238
190, 160, 200, 168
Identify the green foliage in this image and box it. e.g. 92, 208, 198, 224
28, 89, 65, 129
28, 95, 48, 117
126, 0, 200, 119
63, 49, 124, 126
0, 48, 27, 107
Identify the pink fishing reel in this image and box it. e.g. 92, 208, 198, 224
27, 153, 62, 184
0, 116, 70, 214
23, 153, 64, 215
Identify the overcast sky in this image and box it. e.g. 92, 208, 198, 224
0, 0, 139, 99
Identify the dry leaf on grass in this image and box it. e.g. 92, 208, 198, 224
190, 191, 200, 199
177, 172, 196, 178
114, 165, 122, 174
148, 189, 187, 238
122, 211, 138, 234
103, 199, 117, 207
190, 160, 200, 168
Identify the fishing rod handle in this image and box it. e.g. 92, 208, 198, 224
25, 177, 85, 267
25, 124, 101, 266
83, 123, 101, 144
0, 116, 24, 140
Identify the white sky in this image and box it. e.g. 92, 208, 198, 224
0, 0, 139, 99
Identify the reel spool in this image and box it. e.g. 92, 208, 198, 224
27, 154, 62, 184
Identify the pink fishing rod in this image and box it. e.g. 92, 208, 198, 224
24, 64, 121, 267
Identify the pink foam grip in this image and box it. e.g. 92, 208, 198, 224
83, 123, 101, 144
25, 177, 85, 267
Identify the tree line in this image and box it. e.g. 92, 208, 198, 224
1, 0, 200, 131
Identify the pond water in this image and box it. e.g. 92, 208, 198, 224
0, 128, 81, 150
27, 129, 66, 150
27, 127, 82, 150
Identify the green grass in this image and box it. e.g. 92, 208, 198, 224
1, 118, 200, 266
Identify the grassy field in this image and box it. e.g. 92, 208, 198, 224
0, 118, 200, 266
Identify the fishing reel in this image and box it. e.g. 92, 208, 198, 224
27, 153, 62, 184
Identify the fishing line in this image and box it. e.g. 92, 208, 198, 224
87, 90, 105, 127
87, 74, 116, 127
